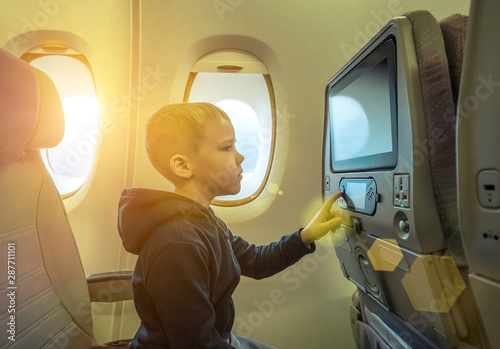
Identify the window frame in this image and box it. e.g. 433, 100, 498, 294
184, 67, 276, 207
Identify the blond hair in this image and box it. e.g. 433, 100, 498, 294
145, 102, 230, 182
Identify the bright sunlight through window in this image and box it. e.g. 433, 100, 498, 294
41, 96, 99, 195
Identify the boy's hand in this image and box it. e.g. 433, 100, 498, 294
300, 192, 343, 248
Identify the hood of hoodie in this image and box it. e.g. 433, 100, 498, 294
118, 188, 216, 255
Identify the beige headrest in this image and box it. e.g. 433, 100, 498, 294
0, 48, 64, 163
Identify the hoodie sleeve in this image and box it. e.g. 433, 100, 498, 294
231, 230, 315, 280
146, 241, 233, 349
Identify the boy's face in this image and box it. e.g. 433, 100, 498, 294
190, 118, 244, 198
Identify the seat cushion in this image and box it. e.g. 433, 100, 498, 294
440, 14, 468, 109
405, 10, 467, 267
0, 153, 93, 348
0, 49, 64, 163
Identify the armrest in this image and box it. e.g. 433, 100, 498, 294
87, 271, 134, 302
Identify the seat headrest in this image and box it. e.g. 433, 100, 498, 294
0, 48, 64, 163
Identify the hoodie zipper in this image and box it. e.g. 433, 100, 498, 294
215, 217, 241, 276
214, 217, 240, 338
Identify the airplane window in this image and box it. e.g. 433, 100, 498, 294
28, 54, 99, 197
185, 50, 276, 206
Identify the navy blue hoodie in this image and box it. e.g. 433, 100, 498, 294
118, 188, 315, 348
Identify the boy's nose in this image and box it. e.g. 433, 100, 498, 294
236, 150, 245, 164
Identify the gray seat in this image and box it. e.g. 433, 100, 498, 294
0, 47, 132, 349
412, 11, 468, 268
349, 10, 487, 349
402, 11, 487, 348
456, 1, 500, 347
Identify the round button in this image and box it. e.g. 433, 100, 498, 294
399, 220, 410, 233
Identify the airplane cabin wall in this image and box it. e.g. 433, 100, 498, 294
1, 1, 133, 275
1, 0, 470, 347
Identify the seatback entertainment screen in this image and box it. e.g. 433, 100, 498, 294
327, 39, 398, 172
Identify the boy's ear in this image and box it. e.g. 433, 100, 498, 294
170, 154, 193, 179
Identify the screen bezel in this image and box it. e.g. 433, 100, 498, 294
328, 38, 398, 173
337, 178, 378, 216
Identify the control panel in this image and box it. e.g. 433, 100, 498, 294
338, 178, 380, 216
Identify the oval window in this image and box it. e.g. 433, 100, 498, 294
185, 49, 276, 206
26, 51, 99, 197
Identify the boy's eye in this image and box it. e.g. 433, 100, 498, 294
221, 141, 236, 151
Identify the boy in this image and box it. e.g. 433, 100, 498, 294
118, 103, 342, 348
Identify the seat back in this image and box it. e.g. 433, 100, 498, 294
362, 10, 485, 348
324, 10, 487, 349
411, 11, 467, 268
457, 1, 500, 347
0, 48, 94, 348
